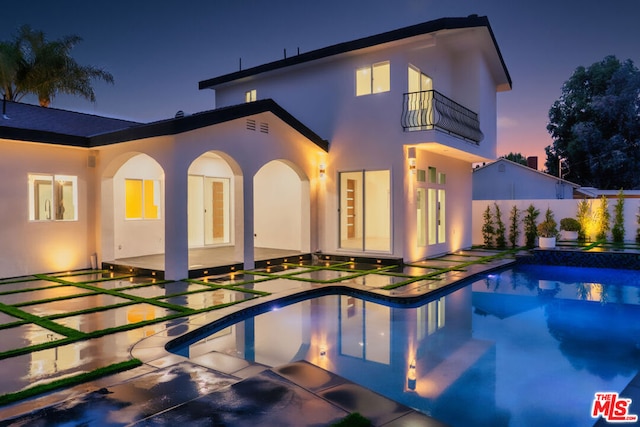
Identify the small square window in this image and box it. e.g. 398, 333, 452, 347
245, 89, 256, 103
28, 174, 78, 221
417, 169, 426, 182
437, 172, 446, 185
356, 61, 390, 96
428, 167, 437, 184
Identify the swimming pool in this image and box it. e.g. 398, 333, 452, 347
180, 264, 640, 426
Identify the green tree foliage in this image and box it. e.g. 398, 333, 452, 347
0, 25, 113, 107
482, 205, 494, 248
545, 56, 640, 189
595, 196, 610, 241
500, 152, 528, 166
508, 205, 520, 248
576, 199, 591, 241
612, 189, 625, 244
494, 203, 506, 249
523, 204, 540, 248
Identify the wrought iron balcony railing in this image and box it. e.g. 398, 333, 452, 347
402, 90, 483, 143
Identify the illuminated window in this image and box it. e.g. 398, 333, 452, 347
427, 167, 446, 245
28, 174, 77, 221
417, 188, 426, 247
125, 179, 160, 219
339, 170, 391, 252
356, 61, 390, 96
245, 89, 256, 102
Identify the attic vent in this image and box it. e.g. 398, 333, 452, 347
260, 122, 269, 134
246, 119, 256, 131
175, 110, 185, 118
498, 164, 505, 172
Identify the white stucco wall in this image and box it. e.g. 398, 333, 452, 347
473, 161, 575, 200
0, 139, 94, 278
112, 154, 165, 259
472, 198, 640, 246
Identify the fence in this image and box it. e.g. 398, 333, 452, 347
472, 198, 640, 247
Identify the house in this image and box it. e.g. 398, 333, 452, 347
473, 158, 579, 200
0, 15, 511, 280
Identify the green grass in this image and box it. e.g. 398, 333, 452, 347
0, 358, 143, 406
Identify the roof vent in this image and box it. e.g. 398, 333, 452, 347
175, 110, 185, 118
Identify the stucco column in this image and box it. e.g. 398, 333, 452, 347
243, 175, 255, 270
164, 163, 189, 280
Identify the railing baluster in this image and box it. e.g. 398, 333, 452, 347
401, 90, 483, 143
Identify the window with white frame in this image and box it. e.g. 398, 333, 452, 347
28, 174, 78, 221
245, 89, 257, 103
356, 61, 390, 96
125, 179, 160, 219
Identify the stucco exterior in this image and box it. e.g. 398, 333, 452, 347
473, 159, 579, 200
0, 15, 510, 279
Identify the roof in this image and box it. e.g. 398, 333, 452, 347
199, 15, 512, 91
0, 99, 328, 151
0, 100, 140, 146
473, 158, 581, 188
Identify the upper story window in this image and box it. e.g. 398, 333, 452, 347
28, 174, 78, 221
245, 89, 257, 103
125, 179, 160, 220
356, 61, 390, 96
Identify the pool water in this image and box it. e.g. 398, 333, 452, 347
185, 264, 640, 426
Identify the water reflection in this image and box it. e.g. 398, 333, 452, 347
185, 264, 640, 427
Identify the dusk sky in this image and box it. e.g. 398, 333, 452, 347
4, 0, 640, 165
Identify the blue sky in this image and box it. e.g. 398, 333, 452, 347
3, 0, 640, 164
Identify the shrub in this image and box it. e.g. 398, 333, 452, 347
482, 205, 495, 248
612, 189, 625, 244
595, 196, 610, 241
537, 208, 558, 238
508, 205, 520, 248
560, 217, 580, 232
523, 204, 540, 248
494, 203, 506, 249
576, 199, 591, 241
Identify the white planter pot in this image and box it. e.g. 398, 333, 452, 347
561, 230, 579, 241
538, 236, 556, 249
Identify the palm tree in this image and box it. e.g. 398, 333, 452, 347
0, 25, 113, 107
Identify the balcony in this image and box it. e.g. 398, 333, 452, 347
401, 90, 483, 143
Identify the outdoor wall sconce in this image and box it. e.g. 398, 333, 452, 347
320, 344, 327, 358
407, 359, 417, 390
407, 147, 417, 174
319, 163, 326, 179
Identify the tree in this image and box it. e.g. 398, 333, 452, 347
0, 25, 113, 107
500, 152, 528, 166
494, 203, 506, 249
546, 56, 640, 189
612, 189, 625, 244
508, 205, 520, 248
523, 204, 540, 248
482, 205, 494, 248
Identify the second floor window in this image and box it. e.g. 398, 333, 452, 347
356, 61, 390, 96
245, 89, 256, 102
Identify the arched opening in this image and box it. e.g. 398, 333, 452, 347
254, 159, 310, 255
187, 152, 238, 248
102, 153, 165, 263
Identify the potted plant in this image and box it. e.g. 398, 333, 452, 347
559, 217, 580, 241
537, 208, 558, 249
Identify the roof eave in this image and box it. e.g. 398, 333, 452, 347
199, 15, 512, 91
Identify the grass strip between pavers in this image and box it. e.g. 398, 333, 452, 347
0, 358, 143, 406
381, 249, 519, 291
0, 303, 85, 339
